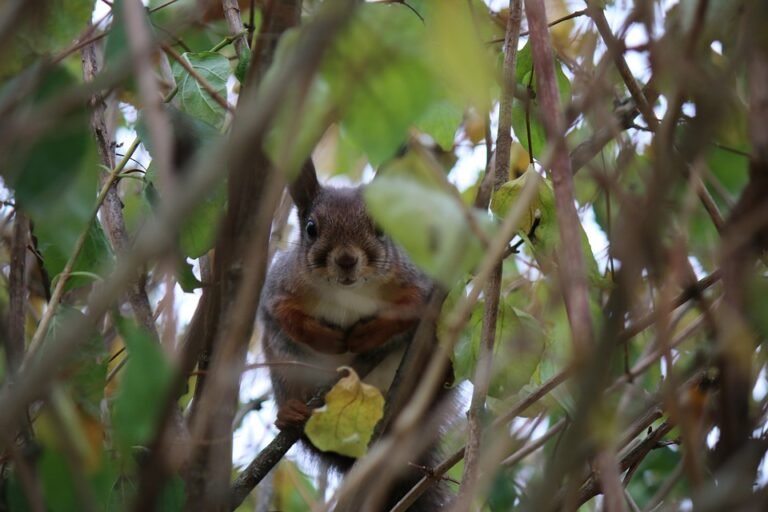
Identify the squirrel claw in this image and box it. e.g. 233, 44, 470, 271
275, 399, 312, 430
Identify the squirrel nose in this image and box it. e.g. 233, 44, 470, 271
335, 252, 359, 271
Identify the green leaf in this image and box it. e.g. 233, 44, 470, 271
0, 0, 95, 81
272, 461, 320, 512
172, 52, 231, 130
453, 299, 546, 399
706, 145, 749, 198
510, 42, 572, 158
425, 0, 495, 107
177, 257, 202, 292
178, 182, 225, 258
40, 448, 80, 512
234, 46, 252, 84
490, 167, 552, 234
140, 108, 224, 258
627, 446, 684, 507
112, 318, 174, 450
158, 475, 185, 512
322, 4, 434, 165
487, 468, 519, 511
262, 30, 336, 177
10, 66, 90, 206
20, 73, 114, 293
32, 216, 114, 292
415, 99, 463, 149
53, 308, 109, 418
363, 174, 495, 287
511, 103, 547, 160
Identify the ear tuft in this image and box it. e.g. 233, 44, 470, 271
289, 159, 320, 217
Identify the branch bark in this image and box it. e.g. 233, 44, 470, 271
7, 210, 28, 371
81, 32, 158, 339
524, 0, 593, 356
457, 0, 521, 507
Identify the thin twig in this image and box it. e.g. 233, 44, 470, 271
221, 0, 250, 59
457, 0, 522, 507
525, 0, 594, 356
488, 9, 589, 44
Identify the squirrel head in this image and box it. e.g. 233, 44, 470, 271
288, 161, 397, 288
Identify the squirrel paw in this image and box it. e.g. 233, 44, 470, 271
275, 399, 312, 430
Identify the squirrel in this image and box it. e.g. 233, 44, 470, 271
260, 160, 452, 511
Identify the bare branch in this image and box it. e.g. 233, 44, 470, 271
457, 0, 522, 507
525, 0, 593, 356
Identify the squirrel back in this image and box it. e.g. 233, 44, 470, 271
260, 161, 452, 511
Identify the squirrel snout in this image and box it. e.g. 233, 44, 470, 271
334, 252, 359, 271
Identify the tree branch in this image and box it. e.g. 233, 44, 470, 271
7, 210, 28, 371
525, 0, 593, 356
81, 32, 158, 338
457, 0, 521, 507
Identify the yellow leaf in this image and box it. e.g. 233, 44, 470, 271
304, 367, 385, 458
490, 167, 553, 234
545, 0, 576, 54
509, 142, 531, 179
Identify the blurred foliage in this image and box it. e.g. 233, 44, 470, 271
0, 0, 763, 510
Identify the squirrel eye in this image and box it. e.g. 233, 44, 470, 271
374, 225, 385, 240
305, 220, 318, 240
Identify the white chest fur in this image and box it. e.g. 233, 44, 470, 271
307, 280, 382, 329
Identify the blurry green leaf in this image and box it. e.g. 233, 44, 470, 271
234, 47, 252, 84
627, 446, 684, 507
453, 299, 546, 398
415, 99, 463, 149
112, 318, 174, 450
322, 4, 433, 165
263, 30, 335, 178
33, 217, 113, 293
58, 308, 109, 417
179, 182, 225, 258
511, 104, 547, 159
305, 368, 384, 458
10, 66, 90, 206
510, 43, 571, 157
22, 93, 114, 293
107, 476, 137, 511
177, 258, 202, 292
490, 168, 552, 234
426, 0, 495, 107
140, 108, 224, 259
515, 41, 533, 84
487, 468, 518, 511
40, 449, 79, 512
0, 0, 94, 81
272, 460, 319, 512
158, 476, 185, 512
364, 174, 495, 287
328, 124, 368, 177
706, 145, 749, 198
105, 0, 129, 64
5, 472, 31, 511
172, 52, 230, 130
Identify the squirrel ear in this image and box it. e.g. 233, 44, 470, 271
289, 159, 320, 216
